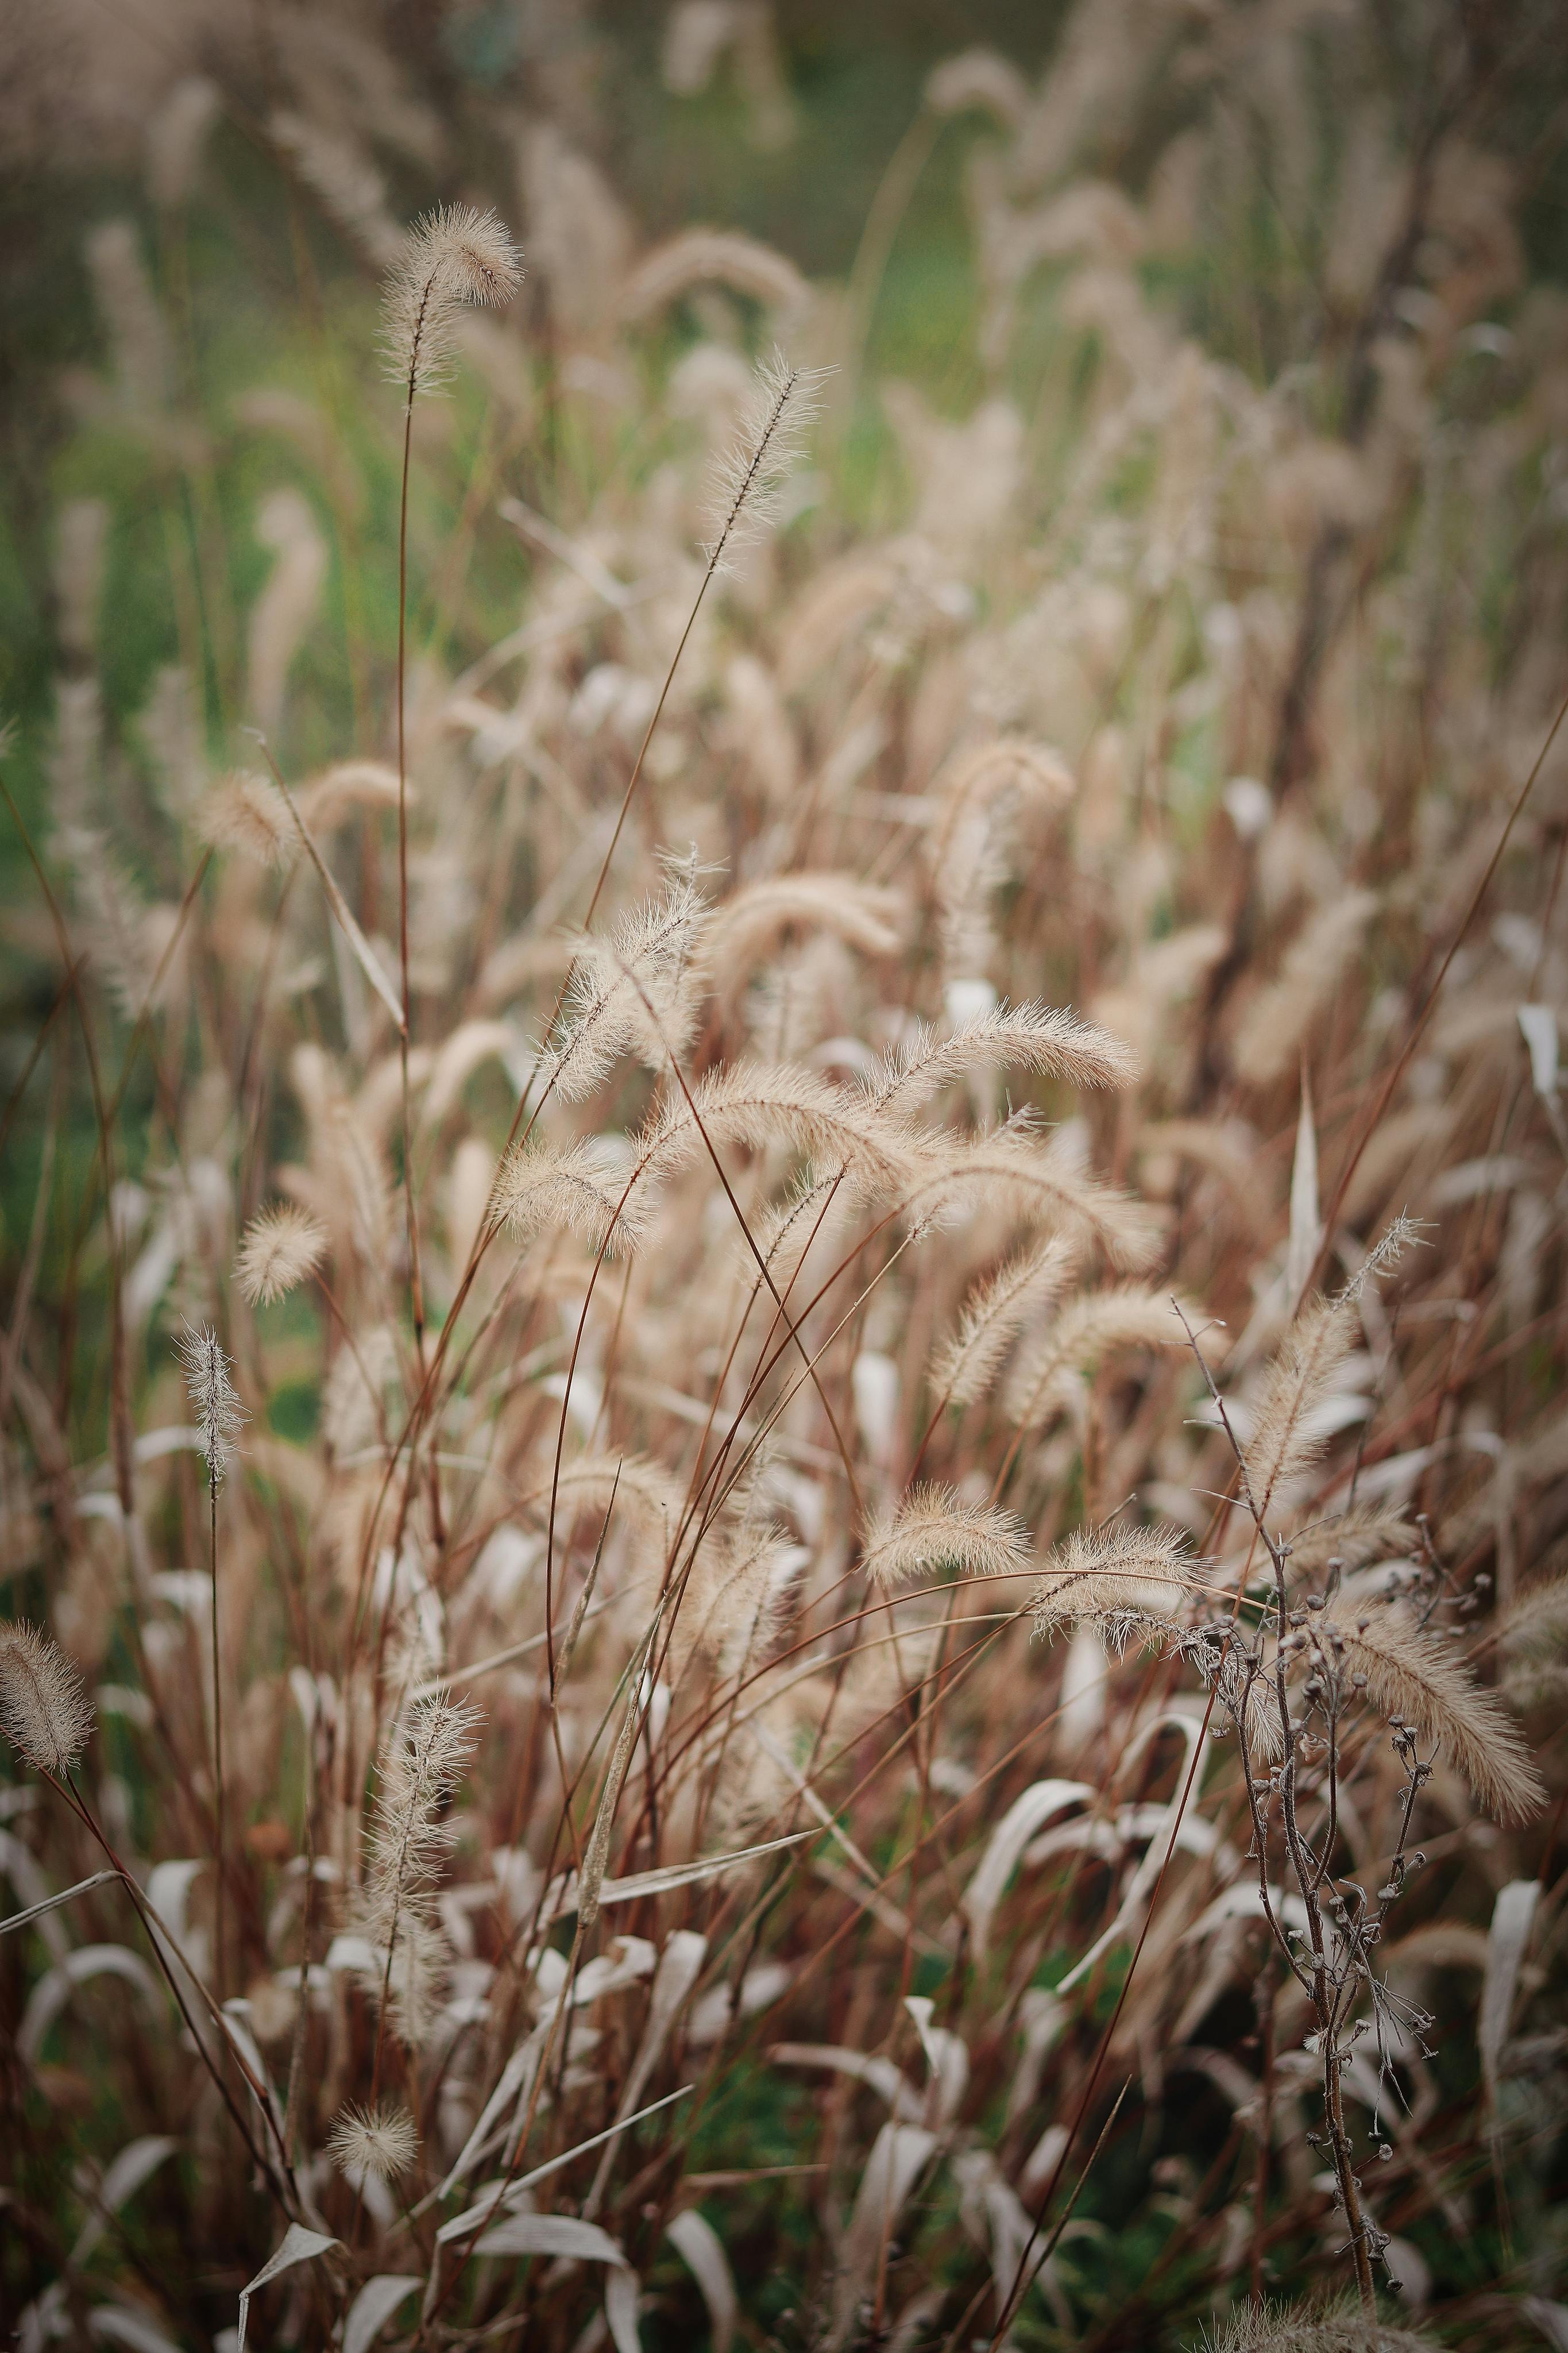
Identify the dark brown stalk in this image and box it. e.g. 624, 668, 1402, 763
208, 1470, 225, 1994
0, 777, 134, 1519
582, 362, 802, 934
1251, 1955, 1276, 2303
55, 1771, 297, 2214
397, 366, 427, 1368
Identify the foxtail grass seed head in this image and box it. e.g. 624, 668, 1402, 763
540, 874, 708, 1100
361, 1693, 481, 1907
1030, 1523, 1194, 1636
1343, 1210, 1426, 1295
176, 1322, 247, 1489
356, 1694, 481, 2045
0, 1623, 95, 1777
930, 1233, 1077, 1407
1205, 2297, 1440, 2352
327, 2101, 419, 2183
235, 1202, 329, 1305
860, 1486, 1030, 1589
1243, 1294, 1358, 1520
1322, 1602, 1546, 1824
497, 1133, 652, 1258
381, 203, 522, 397
1005, 1286, 1192, 1434
702, 346, 831, 566
195, 772, 296, 867
864, 1001, 1140, 1116
1244, 1216, 1419, 1519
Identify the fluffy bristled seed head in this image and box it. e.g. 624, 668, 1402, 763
860, 1485, 1031, 1590
540, 876, 708, 1103
176, 1322, 247, 1488
1343, 1211, 1426, 1297
896, 1128, 1160, 1270
638, 1058, 917, 1200
381, 203, 523, 396
1244, 1218, 1419, 1519
1030, 1523, 1195, 1637
1242, 1294, 1357, 1523
326, 2100, 419, 2183
586, 872, 709, 1069
497, 1135, 652, 1259
235, 1201, 329, 1305
0, 1622, 95, 1776
362, 1694, 481, 1910
930, 1235, 1077, 1409
749, 1169, 855, 1290
356, 1692, 482, 2045
1281, 1502, 1413, 1582
1206, 2296, 1440, 2352
1005, 1287, 1193, 1436
703, 346, 830, 566
1320, 1602, 1546, 1825
864, 1001, 1140, 1118
194, 772, 296, 868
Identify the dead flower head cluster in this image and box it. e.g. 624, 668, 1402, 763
3, 5, 1567, 2350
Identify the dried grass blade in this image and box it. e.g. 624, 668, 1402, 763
1480, 1877, 1540, 2101
0, 1867, 115, 1938
437, 2084, 693, 2244
261, 757, 405, 1034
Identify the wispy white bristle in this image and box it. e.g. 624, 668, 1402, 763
381, 203, 523, 397
176, 1323, 247, 1488
0, 1623, 95, 1777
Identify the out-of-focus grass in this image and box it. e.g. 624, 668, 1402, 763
0, 16, 1036, 1266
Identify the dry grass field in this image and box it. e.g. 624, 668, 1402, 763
2, 5, 1567, 2348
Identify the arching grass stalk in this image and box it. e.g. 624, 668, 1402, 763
380, 206, 523, 1361
0, 1621, 296, 2211
176, 1323, 245, 1991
